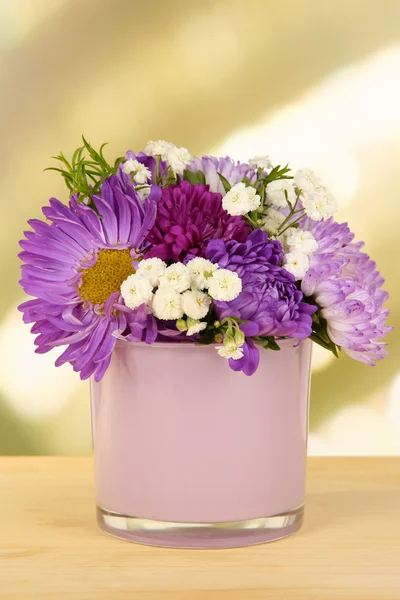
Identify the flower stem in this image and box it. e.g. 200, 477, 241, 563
155, 157, 160, 185
278, 213, 305, 236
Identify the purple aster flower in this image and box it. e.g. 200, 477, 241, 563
187, 155, 257, 195
18, 175, 160, 381
145, 180, 250, 261
206, 229, 316, 375
301, 218, 392, 364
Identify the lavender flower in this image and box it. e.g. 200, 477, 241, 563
19, 175, 159, 381
302, 218, 392, 364
145, 180, 250, 261
206, 229, 316, 374
187, 156, 256, 195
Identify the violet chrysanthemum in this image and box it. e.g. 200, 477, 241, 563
206, 229, 316, 375
18, 175, 160, 381
145, 180, 250, 261
187, 155, 257, 195
301, 218, 391, 364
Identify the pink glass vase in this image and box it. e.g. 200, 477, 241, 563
90, 338, 312, 549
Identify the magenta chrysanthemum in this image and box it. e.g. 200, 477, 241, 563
145, 180, 250, 261
301, 218, 392, 364
18, 175, 159, 381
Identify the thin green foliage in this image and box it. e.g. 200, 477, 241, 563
45, 136, 124, 208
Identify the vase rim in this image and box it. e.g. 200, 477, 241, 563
113, 337, 304, 351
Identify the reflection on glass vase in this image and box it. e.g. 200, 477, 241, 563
90, 338, 312, 549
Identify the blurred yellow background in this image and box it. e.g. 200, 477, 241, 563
0, 0, 398, 455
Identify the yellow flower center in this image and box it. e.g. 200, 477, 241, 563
79, 248, 135, 305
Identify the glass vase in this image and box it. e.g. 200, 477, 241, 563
90, 338, 312, 549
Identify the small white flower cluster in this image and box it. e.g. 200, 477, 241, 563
258, 168, 336, 279
220, 159, 336, 235
217, 340, 244, 360
282, 229, 318, 280
248, 155, 274, 172
222, 182, 261, 216
294, 168, 338, 221
122, 159, 152, 184
262, 207, 286, 236
265, 179, 296, 209
144, 140, 193, 175
216, 325, 245, 361
264, 170, 337, 222
120, 257, 242, 336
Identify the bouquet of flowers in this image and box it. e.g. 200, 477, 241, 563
19, 138, 391, 381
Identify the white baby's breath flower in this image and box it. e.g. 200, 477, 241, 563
294, 168, 337, 221
285, 229, 318, 255
122, 159, 151, 184
266, 179, 296, 209
186, 257, 218, 290
144, 140, 174, 160
159, 263, 191, 293
248, 155, 273, 171
222, 182, 261, 216
166, 146, 193, 175
136, 258, 167, 287
120, 274, 153, 309
208, 269, 242, 301
152, 288, 184, 320
261, 207, 286, 235
216, 342, 244, 360
186, 319, 207, 337
182, 289, 211, 320
283, 251, 310, 281
136, 185, 151, 202
301, 187, 338, 221
122, 159, 137, 175
294, 168, 322, 194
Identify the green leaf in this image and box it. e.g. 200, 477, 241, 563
82, 136, 108, 170
266, 338, 281, 351
99, 142, 108, 162
309, 315, 340, 358
197, 327, 216, 345
196, 170, 206, 185
45, 136, 122, 207
217, 172, 232, 193
43, 167, 73, 179
242, 176, 252, 186
253, 336, 281, 351
72, 146, 84, 169
264, 164, 293, 185
182, 169, 199, 185
309, 332, 339, 357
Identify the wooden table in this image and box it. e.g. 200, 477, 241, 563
0, 457, 399, 599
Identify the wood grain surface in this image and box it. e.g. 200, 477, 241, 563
0, 457, 399, 599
